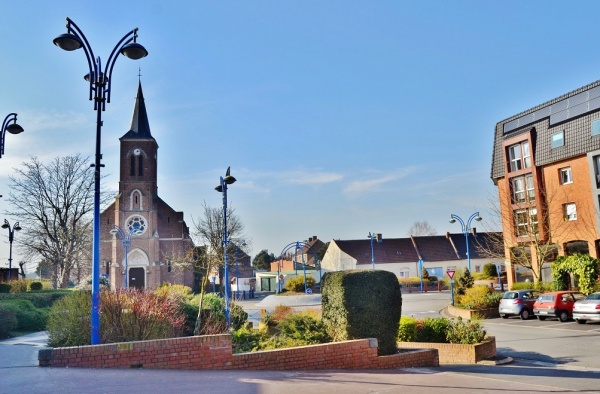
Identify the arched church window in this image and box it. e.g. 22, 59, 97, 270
127, 215, 147, 235
138, 155, 143, 176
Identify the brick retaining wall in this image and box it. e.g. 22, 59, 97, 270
39, 335, 439, 370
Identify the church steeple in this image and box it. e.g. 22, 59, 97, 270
122, 81, 152, 139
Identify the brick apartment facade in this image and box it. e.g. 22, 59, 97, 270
491, 80, 600, 288
100, 82, 195, 290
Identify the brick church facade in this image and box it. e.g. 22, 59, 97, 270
100, 82, 195, 290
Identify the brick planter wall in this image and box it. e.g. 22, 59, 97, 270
39, 335, 439, 370
399, 337, 496, 364
447, 304, 499, 319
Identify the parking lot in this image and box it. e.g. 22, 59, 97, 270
489, 315, 600, 333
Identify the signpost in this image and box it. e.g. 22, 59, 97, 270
446, 269, 456, 306
496, 264, 503, 292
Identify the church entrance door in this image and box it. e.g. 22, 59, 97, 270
129, 267, 145, 289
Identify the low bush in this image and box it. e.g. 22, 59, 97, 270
154, 283, 192, 299
0, 290, 71, 308
398, 316, 450, 343
29, 281, 43, 291
278, 310, 329, 345
510, 281, 554, 292
0, 283, 10, 293
445, 317, 487, 345
456, 285, 501, 310
232, 325, 269, 353
7, 280, 28, 293
0, 305, 17, 338
284, 276, 316, 292
190, 293, 248, 333
398, 316, 487, 345
1, 299, 48, 331
47, 291, 91, 347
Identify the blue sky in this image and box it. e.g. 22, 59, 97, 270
2, 1, 600, 268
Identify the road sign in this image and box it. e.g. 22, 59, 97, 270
306, 288, 313, 294
446, 269, 456, 280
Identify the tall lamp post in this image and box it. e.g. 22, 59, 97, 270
2, 220, 21, 280
110, 225, 139, 289
449, 212, 482, 272
368, 232, 376, 269
1, 113, 24, 159
54, 17, 148, 345
215, 167, 236, 329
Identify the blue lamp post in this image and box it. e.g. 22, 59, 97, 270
449, 212, 482, 272
54, 17, 148, 345
2, 220, 21, 280
110, 225, 140, 289
0, 113, 24, 159
368, 232, 376, 269
418, 259, 424, 292
215, 167, 236, 329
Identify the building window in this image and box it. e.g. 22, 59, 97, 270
474, 265, 481, 273
507, 141, 531, 172
594, 155, 600, 188
560, 167, 573, 185
130, 155, 135, 176
127, 215, 147, 234
515, 208, 538, 236
511, 174, 535, 203
592, 119, 600, 136
564, 203, 577, 221
138, 155, 144, 176
551, 131, 564, 149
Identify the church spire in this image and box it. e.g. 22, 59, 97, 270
122, 81, 152, 139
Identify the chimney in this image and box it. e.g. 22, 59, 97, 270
376, 233, 383, 243
471, 227, 477, 236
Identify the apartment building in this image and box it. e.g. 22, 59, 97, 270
491, 80, 600, 288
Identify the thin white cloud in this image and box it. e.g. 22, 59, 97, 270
342, 167, 417, 195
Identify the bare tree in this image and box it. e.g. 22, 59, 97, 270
407, 221, 437, 236
481, 176, 597, 284
5, 155, 108, 288
190, 201, 245, 334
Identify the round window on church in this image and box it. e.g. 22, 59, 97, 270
127, 215, 147, 235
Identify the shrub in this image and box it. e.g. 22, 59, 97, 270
29, 281, 43, 291
397, 316, 417, 342
0, 290, 71, 308
445, 317, 487, 345
0, 299, 48, 331
0, 284, 11, 293
284, 276, 316, 293
510, 281, 554, 292
278, 310, 330, 345
482, 263, 498, 278
47, 291, 92, 347
100, 289, 186, 343
457, 285, 497, 310
7, 280, 28, 293
191, 293, 248, 332
322, 270, 402, 356
0, 305, 17, 338
398, 317, 451, 343
232, 325, 269, 353
154, 283, 192, 299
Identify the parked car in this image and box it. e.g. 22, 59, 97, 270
499, 289, 540, 319
533, 291, 584, 322
573, 292, 600, 324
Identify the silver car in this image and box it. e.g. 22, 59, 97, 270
499, 289, 540, 320
573, 292, 600, 324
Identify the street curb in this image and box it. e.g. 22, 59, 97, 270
478, 355, 514, 366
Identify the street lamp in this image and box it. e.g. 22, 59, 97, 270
449, 212, 482, 272
54, 17, 148, 345
0, 113, 24, 159
215, 166, 236, 329
110, 225, 140, 289
2, 220, 21, 280
368, 232, 376, 269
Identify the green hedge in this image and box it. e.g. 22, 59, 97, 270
321, 270, 402, 356
0, 290, 71, 308
0, 299, 48, 331
0, 305, 17, 338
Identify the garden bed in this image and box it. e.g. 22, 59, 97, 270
447, 304, 499, 319
399, 336, 496, 364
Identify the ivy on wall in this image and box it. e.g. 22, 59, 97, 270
551, 254, 599, 295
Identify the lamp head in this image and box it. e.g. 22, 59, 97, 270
449, 218, 456, 224
14, 223, 21, 231
6, 122, 24, 135
120, 41, 148, 60
215, 183, 223, 193
475, 215, 482, 222
53, 33, 83, 51
109, 229, 119, 235
1, 222, 8, 229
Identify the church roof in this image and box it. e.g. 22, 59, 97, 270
121, 82, 153, 139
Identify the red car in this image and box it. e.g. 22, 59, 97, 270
533, 291, 584, 322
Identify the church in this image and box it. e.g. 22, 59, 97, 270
100, 82, 195, 290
